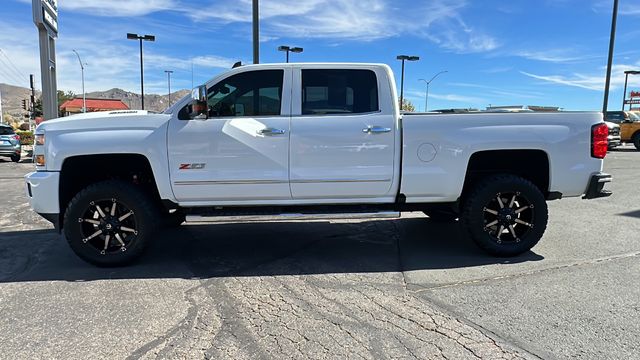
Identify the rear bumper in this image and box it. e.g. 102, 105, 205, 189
582, 172, 612, 199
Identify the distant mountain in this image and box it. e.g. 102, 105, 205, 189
85, 88, 191, 113
0, 83, 189, 116
0, 83, 39, 117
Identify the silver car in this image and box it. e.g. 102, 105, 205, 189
0, 124, 21, 162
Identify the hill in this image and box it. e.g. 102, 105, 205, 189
0, 83, 189, 117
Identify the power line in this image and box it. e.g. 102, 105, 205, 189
0, 61, 24, 85
0, 48, 28, 81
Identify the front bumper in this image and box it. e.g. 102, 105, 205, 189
0, 145, 20, 156
582, 172, 612, 199
607, 136, 621, 148
25, 171, 60, 227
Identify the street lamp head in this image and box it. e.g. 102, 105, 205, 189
290, 47, 303, 53
143, 35, 155, 42
397, 55, 419, 61
278, 45, 291, 52
126, 33, 138, 39
624, 70, 640, 75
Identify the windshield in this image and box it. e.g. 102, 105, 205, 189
605, 112, 625, 123
0, 126, 15, 135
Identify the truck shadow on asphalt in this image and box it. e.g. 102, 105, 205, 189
0, 218, 543, 283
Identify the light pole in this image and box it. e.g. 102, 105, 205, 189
277, 46, 303, 63
419, 70, 448, 112
253, 0, 259, 64
127, 33, 155, 110
72, 49, 86, 113
622, 70, 640, 111
164, 70, 173, 105
602, 0, 618, 114
396, 55, 419, 110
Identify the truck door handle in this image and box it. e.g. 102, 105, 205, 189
257, 128, 286, 136
362, 126, 392, 134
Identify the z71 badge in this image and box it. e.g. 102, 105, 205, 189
179, 163, 206, 170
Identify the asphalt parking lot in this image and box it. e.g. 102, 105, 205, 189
0, 145, 638, 359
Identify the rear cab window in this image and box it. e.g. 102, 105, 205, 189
301, 69, 379, 115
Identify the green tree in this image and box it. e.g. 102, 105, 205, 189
57, 90, 75, 117
401, 99, 415, 112
32, 98, 43, 118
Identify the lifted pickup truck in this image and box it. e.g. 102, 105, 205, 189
26, 63, 612, 266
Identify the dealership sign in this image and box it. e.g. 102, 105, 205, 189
32, 0, 58, 36
631, 91, 640, 98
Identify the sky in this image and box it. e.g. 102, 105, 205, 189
1, 0, 639, 111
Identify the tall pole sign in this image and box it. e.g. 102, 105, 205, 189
32, 0, 58, 120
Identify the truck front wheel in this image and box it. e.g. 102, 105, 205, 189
460, 174, 548, 256
63, 180, 160, 266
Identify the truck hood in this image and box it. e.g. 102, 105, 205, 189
604, 121, 619, 130
35, 110, 171, 133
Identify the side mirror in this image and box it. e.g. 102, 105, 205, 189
189, 85, 208, 119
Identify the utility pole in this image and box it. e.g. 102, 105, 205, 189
396, 55, 420, 110
29, 74, 36, 128
0, 87, 3, 124
164, 70, 174, 105
127, 33, 155, 110
602, 0, 618, 114
419, 71, 448, 112
253, 0, 259, 64
72, 50, 86, 112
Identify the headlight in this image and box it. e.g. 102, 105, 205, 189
34, 134, 45, 146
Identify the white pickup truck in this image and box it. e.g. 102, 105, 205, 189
25, 63, 612, 266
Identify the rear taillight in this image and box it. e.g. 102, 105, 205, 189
12, 134, 20, 141
591, 123, 608, 159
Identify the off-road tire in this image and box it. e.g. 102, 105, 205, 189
63, 180, 160, 267
460, 174, 548, 256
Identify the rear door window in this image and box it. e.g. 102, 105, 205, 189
302, 69, 378, 115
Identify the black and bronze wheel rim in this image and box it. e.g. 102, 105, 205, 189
482, 191, 535, 244
77, 198, 138, 255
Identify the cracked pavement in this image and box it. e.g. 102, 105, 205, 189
1, 146, 639, 359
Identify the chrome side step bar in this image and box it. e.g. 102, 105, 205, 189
185, 211, 400, 223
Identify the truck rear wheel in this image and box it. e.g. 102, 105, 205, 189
460, 174, 548, 256
63, 180, 160, 267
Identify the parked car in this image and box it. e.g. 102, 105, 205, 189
605, 121, 621, 149
605, 111, 640, 150
26, 63, 612, 266
0, 124, 21, 162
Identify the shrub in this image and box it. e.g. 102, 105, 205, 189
16, 130, 34, 145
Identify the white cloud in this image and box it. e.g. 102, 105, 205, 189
515, 50, 590, 63
592, 1, 640, 16
428, 93, 486, 104
188, 0, 499, 52
520, 63, 640, 91
18, 0, 178, 17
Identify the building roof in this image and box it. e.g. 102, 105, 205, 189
60, 98, 129, 111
